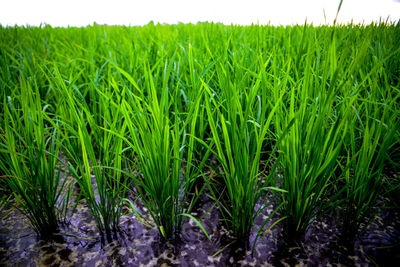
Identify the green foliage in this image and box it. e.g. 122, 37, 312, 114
338, 70, 400, 245
201, 59, 285, 241
53, 65, 133, 240
119, 58, 209, 240
0, 22, 399, 246
0, 79, 73, 237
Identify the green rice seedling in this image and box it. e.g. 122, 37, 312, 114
274, 88, 346, 242
200, 60, 286, 244
77, 111, 130, 241
56, 74, 132, 240
177, 43, 214, 163
0, 79, 73, 237
338, 82, 400, 247
272, 30, 348, 241
0, 117, 11, 197
38, 63, 89, 181
119, 59, 209, 240
384, 125, 400, 206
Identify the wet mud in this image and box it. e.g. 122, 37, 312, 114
1, 181, 399, 266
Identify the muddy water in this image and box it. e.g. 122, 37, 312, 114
1, 186, 399, 266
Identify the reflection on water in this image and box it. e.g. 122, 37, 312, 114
1, 188, 399, 266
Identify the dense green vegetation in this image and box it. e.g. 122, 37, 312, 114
0, 22, 399, 248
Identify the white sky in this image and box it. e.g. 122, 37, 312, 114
0, 0, 399, 27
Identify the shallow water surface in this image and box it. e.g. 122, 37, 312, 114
1, 187, 399, 266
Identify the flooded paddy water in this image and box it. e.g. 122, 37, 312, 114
1, 179, 399, 266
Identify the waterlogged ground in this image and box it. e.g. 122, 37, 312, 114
1, 181, 400, 266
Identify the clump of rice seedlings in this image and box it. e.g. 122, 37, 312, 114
338, 78, 400, 247
56, 72, 132, 241
273, 28, 347, 241
200, 59, 285, 244
274, 87, 345, 242
0, 80, 73, 237
120, 59, 210, 241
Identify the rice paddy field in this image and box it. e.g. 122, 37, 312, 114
0, 22, 400, 266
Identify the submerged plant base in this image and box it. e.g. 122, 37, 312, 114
1, 192, 399, 266
281, 223, 307, 247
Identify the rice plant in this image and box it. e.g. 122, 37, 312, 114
199, 57, 286, 243
0, 79, 73, 237
272, 26, 348, 241
120, 59, 210, 240
54, 70, 132, 241
338, 72, 400, 246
